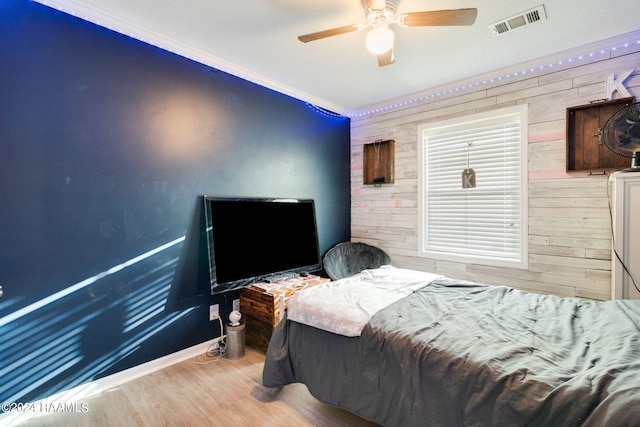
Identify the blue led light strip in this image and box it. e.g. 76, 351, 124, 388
348, 39, 640, 118
29, 2, 640, 120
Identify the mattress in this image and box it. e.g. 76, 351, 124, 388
263, 272, 640, 426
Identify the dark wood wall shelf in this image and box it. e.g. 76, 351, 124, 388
566, 97, 635, 173
363, 139, 395, 185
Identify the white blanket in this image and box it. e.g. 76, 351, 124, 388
287, 266, 443, 337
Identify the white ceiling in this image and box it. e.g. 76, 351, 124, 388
38, 0, 640, 115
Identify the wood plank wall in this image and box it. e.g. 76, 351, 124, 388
350, 37, 640, 301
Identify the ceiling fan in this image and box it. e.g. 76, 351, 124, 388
298, 0, 478, 67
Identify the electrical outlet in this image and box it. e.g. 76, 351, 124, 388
233, 299, 240, 311
209, 304, 219, 321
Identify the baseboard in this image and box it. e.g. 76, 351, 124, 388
0, 338, 216, 426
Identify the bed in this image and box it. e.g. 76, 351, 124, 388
262, 266, 640, 426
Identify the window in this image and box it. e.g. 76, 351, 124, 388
417, 105, 528, 268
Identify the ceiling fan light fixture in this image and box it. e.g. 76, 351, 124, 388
366, 26, 394, 54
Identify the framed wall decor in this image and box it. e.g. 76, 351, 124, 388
566, 97, 635, 173
363, 139, 395, 185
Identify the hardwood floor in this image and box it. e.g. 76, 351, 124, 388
11, 348, 380, 427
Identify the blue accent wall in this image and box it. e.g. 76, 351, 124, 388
0, 0, 351, 405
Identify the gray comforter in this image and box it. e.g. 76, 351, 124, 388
263, 277, 640, 426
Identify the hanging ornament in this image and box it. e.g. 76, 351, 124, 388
462, 141, 476, 188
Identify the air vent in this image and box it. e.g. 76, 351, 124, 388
490, 5, 546, 36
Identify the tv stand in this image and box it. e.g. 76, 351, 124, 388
240, 275, 330, 352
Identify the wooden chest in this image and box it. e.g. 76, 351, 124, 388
240, 276, 330, 353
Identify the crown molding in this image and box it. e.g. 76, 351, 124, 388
32, 0, 349, 116
350, 30, 640, 117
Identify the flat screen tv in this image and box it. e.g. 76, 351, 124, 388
203, 195, 322, 294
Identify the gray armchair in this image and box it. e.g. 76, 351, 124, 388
323, 241, 391, 281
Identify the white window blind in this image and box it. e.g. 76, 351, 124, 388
418, 106, 527, 268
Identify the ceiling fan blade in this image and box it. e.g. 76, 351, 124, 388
366, 0, 386, 10
298, 24, 360, 43
377, 48, 394, 67
399, 8, 478, 27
